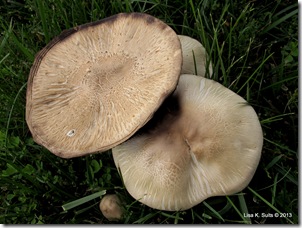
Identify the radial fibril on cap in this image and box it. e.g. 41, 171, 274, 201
112, 74, 263, 211
26, 13, 182, 158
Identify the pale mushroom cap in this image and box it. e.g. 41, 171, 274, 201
26, 13, 182, 158
99, 194, 124, 221
112, 74, 263, 211
178, 35, 213, 77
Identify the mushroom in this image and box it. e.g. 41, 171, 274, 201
26, 12, 182, 158
112, 74, 263, 211
178, 35, 213, 77
99, 194, 124, 221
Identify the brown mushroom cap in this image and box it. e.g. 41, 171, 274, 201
26, 13, 182, 158
99, 194, 124, 221
178, 35, 213, 77
112, 74, 263, 211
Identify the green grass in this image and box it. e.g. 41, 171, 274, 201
0, 0, 298, 224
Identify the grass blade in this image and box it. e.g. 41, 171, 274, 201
4, 82, 27, 147
62, 190, 106, 211
265, 154, 284, 171
248, 187, 294, 224
133, 211, 160, 224
261, 8, 298, 34
236, 53, 274, 94
238, 194, 251, 224
264, 138, 296, 154
226, 196, 250, 224
35, 0, 50, 43
203, 201, 224, 222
